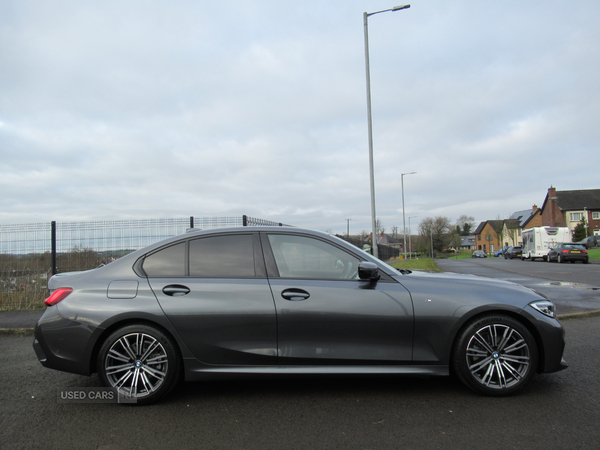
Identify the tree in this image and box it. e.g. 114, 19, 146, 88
573, 219, 588, 242
418, 216, 453, 253
456, 215, 475, 236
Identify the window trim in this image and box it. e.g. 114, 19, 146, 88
260, 231, 394, 282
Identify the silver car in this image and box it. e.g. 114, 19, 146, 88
34, 227, 567, 404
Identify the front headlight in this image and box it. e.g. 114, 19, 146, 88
530, 300, 556, 318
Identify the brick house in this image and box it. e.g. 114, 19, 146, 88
540, 187, 600, 236
473, 220, 504, 253
474, 218, 525, 253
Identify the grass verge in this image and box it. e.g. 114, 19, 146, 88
390, 258, 441, 272
588, 248, 600, 260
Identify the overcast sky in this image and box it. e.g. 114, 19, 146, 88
1, 0, 599, 235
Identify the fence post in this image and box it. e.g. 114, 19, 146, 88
243, 215, 248, 227
51, 221, 57, 275
190, 216, 194, 229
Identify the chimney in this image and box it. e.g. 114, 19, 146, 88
532, 204, 538, 212
548, 186, 557, 199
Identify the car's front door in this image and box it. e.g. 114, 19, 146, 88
262, 232, 414, 364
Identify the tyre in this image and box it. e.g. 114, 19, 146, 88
558, 255, 562, 263
97, 324, 181, 405
452, 314, 538, 396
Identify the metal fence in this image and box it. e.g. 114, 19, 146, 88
0, 215, 288, 310
338, 235, 401, 261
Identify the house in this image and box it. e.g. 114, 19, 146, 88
460, 235, 476, 250
473, 219, 521, 253
540, 187, 600, 236
473, 220, 504, 253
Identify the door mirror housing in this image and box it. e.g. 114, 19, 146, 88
358, 262, 380, 281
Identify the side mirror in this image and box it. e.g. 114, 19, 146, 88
358, 261, 380, 281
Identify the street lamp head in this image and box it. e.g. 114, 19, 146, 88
392, 5, 411, 11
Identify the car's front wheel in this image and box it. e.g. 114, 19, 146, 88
452, 314, 538, 396
97, 324, 181, 405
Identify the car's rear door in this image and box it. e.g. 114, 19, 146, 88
146, 233, 277, 365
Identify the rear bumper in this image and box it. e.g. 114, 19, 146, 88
32, 306, 99, 376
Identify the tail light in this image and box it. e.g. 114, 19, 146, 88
561, 250, 569, 253
44, 288, 73, 306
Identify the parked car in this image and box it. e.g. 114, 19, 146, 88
575, 235, 599, 249
472, 250, 487, 258
547, 243, 589, 264
494, 249, 504, 257
504, 246, 522, 260
33, 227, 567, 404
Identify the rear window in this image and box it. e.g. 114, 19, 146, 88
564, 244, 586, 250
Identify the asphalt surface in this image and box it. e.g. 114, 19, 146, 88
2, 315, 599, 449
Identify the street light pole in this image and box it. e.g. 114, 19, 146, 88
346, 218, 351, 237
363, 4, 410, 259
408, 215, 417, 259
401, 171, 416, 260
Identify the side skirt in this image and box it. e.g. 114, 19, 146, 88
183, 360, 449, 381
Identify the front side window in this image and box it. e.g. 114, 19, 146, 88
267, 234, 360, 280
189, 234, 255, 278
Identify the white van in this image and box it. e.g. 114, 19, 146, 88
521, 227, 572, 261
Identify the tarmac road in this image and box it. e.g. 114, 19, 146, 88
1, 316, 599, 449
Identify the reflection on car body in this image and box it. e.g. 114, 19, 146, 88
33, 227, 567, 404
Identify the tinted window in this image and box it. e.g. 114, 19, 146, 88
267, 234, 360, 280
143, 242, 186, 277
189, 234, 255, 278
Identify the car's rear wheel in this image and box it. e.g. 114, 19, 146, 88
97, 324, 181, 405
558, 255, 562, 263
452, 314, 538, 396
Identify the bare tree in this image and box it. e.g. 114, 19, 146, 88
418, 216, 453, 253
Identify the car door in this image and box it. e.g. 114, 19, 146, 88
262, 232, 414, 364
146, 233, 277, 365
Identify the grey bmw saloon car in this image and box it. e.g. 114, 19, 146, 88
34, 227, 567, 404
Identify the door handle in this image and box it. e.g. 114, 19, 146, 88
163, 285, 191, 297
281, 288, 310, 301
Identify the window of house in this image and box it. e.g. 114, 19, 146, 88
593, 212, 600, 220
570, 212, 583, 222
478, 235, 481, 241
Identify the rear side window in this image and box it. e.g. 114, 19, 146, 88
143, 243, 186, 277
189, 234, 255, 278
